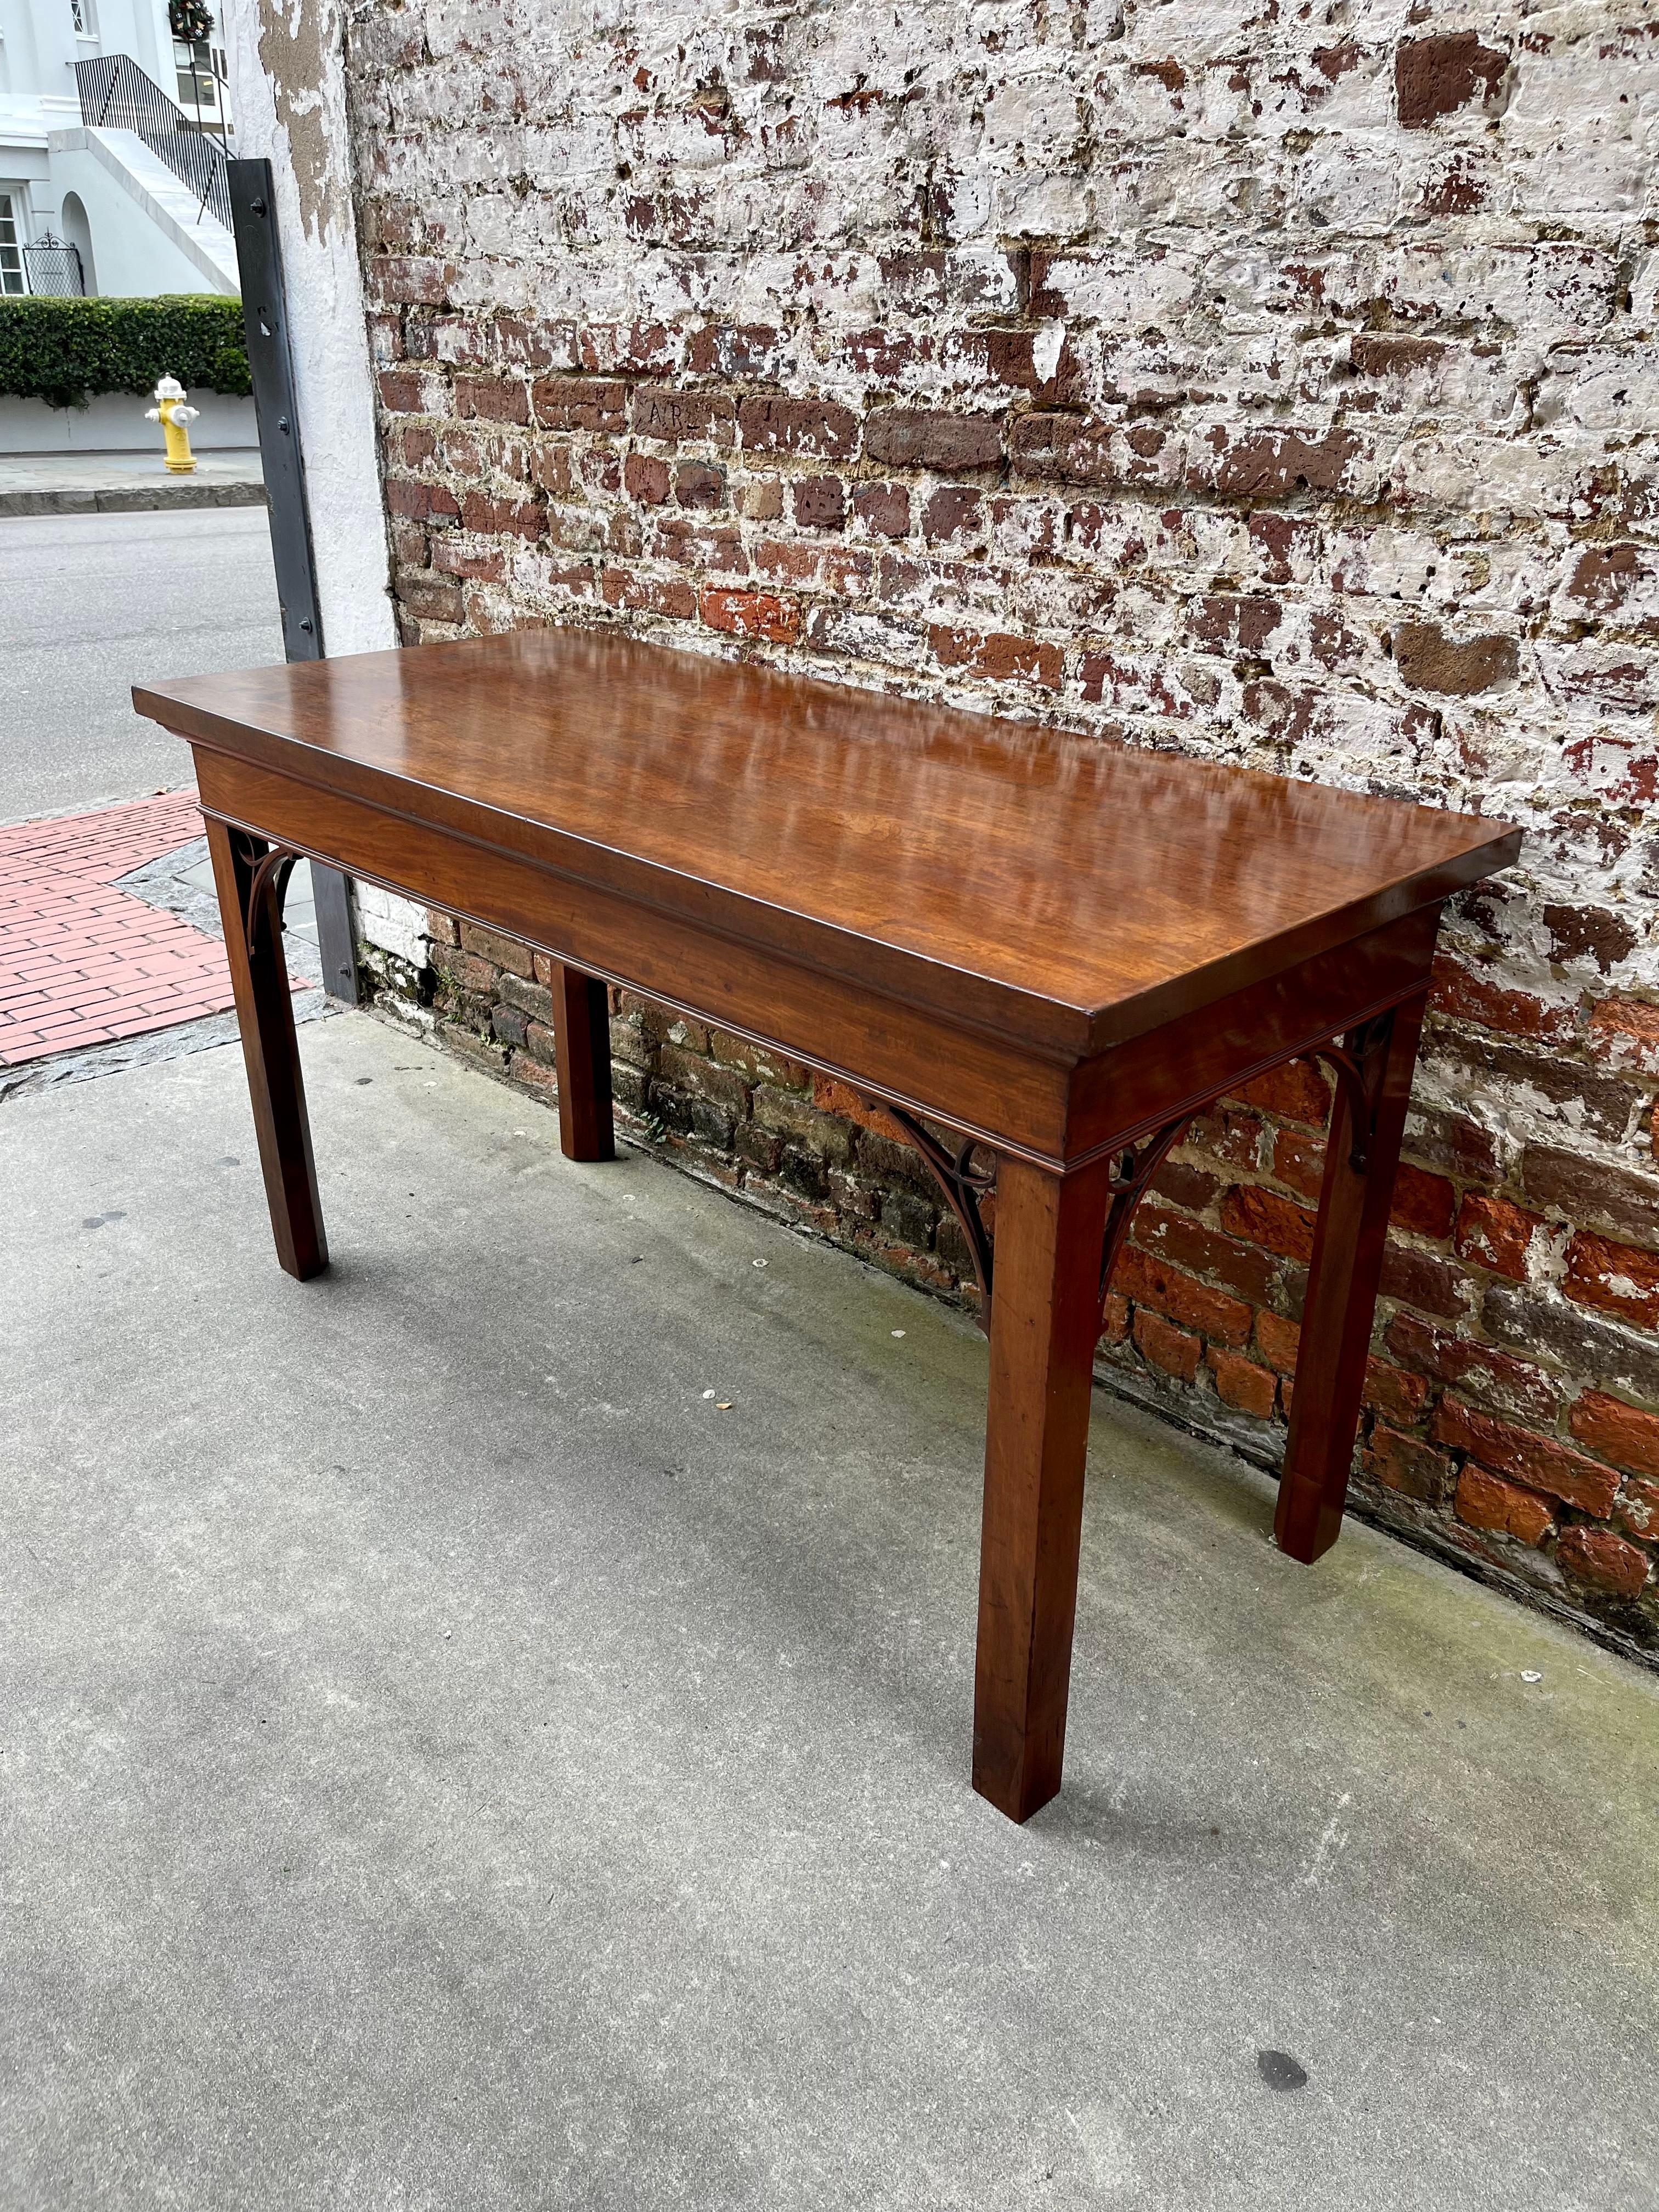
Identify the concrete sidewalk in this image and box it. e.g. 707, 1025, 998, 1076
3, 1014, 1656, 2210
0, 447, 264, 516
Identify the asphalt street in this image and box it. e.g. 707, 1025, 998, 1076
0, 508, 283, 823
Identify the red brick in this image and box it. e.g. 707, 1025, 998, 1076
1363, 1358, 1431, 1427
1522, 1144, 1659, 1248
851, 483, 911, 537
1404, 1107, 1503, 1183
1149, 1157, 1221, 1213
1255, 1310, 1301, 1372
633, 386, 737, 445
1099, 1291, 1130, 1346
1272, 1127, 1323, 1199
1382, 1313, 1558, 1423
700, 588, 802, 644
1220, 1184, 1316, 1263
1204, 426, 1364, 500
1116, 1247, 1252, 1347
793, 475, 847, 531
386, 477, 460, 524
865, 409, 1002, 472
532, 376, 626, 432
921, 486, 983, 543
928, 627, 1063, 689
1391, 1163, 1457, 1240
1365, 1423, 1454, 1503
1556, 1525, 1650, 1598
1134, 1310, 1201, 1384
1564, 1229, 1659, 1329
1396, 32, 1509, 128
1132, 1204, 1282, 1306
1430, 1399, 1619, 1518
810, 1071, 906, 1141
736, 394, 858, 459
1185, 1108, 1264, 1172
386, 422, 436, 469
601, 567, 698, 620
395, 573, 465, 624
1616, 1477, 1659, 1542
1430, 953, 1576, 1043
1233, 1059, 1330, 1125
675, 460, 726, 510
455, 924, 533, 978
373, 254, 453, 306
1379, 1242, 1470, 1320
1207, 1347, 1277, 1419
1568, 1390, 1659, 1480
459, 491, 545, 540
624, 452, 672, 504
1587, 995, 1659, 1073
1454, 1192, 1547, 1280
376, 366, 431, 413
454, 372, 530, 425
1455, 1466, 1554, 1546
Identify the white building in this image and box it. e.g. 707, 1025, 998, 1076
0, 0, 237, 296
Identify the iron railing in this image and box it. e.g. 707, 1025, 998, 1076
75, 53, 232, 232
21, 233, 86, 296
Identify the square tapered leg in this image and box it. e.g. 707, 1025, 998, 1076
972, 1153, 1114, 1822
206, 817, 327, 1281
1276, 990, 1430, 1563
552, 962, 615, 1163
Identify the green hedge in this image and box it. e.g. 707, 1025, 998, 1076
0, 295, 251, 411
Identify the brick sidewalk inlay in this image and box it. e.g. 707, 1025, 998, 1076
0, 792, 250, 1065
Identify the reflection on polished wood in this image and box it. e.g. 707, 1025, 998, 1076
136, 629, 1521, 1825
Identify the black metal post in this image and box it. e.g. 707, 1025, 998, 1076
228, 156, 359, 1006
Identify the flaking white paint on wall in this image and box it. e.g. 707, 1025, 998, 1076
219, 0, 413, 962
220, 0, 394, 662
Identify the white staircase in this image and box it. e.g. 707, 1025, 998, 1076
47, 124, 238, 294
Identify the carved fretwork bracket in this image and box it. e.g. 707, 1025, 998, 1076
228, 828, 300, 966
867, 1006, 1405, 1341
873, 1097, 1197, 1339
1309, 1009, 1397, 1174
882, 1103, 998, 1327
1097, 1115, 1195, 1333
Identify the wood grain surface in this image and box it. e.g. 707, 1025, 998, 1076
137, 629, 1520, 1057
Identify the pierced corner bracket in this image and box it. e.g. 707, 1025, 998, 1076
880, 1102, 997, 1331
858, 1011, 1400, 1345
1097, 1114, 1194, 1333
228, 827, 300, 964
872, 1094, 1199, 1342
1308, 1009, 1397, 1175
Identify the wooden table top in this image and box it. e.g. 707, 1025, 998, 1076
137, 629, 1520, 1056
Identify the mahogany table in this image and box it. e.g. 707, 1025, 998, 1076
134, 630, 1520, 1824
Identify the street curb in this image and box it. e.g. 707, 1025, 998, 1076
0, 481, 267, 518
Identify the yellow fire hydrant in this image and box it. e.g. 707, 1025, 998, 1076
145, 375, 200, 474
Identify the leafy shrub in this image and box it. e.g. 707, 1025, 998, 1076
0, 295, 250, 411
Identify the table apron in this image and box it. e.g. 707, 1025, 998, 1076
193, 748, 1080, 1166
193, 748, 1441, 1178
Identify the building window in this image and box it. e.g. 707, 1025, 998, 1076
175, 37, 232, 137
70, 0, 99, 37
0, 194, 25, 294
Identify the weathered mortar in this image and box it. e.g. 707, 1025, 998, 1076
338, 0, 1659, 1660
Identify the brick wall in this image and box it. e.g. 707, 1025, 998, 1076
339, 1, 1659, 1660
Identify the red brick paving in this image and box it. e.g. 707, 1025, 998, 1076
0, 790, 254, 1065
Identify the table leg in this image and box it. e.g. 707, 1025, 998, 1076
1276, 989, 1429, 1563
973, 1153, 1114, 1822
205, 818, 328, 1281
552, 962, 615, 1163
